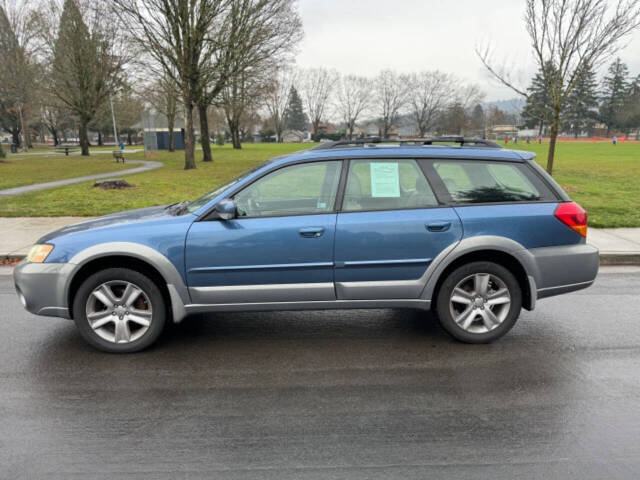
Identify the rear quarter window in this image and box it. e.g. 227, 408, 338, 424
432, 160, 556, 204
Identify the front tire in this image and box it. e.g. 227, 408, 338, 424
72, 268, 166, 353
436, 261, 522, 344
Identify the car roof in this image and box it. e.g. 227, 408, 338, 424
268, 145, 535, 168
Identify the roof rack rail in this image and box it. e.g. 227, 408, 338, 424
311, 136, 501, 150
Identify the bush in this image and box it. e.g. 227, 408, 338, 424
0, 142, 5, 159
215, 132, 225, 146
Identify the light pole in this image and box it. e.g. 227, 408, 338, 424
109, 94, 119, 146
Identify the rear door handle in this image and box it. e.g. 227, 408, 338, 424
299, 227, 325, 238
426, 222, 451, 232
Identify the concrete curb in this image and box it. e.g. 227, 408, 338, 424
599, 253, 640, 266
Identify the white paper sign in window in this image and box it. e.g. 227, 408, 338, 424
370, 162, 400, 197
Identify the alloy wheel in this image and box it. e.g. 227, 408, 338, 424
85, 280, 153, 344
449, 273, 511, 334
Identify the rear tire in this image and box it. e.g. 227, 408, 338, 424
436, 261, 522, 344
72, 268, 166, 353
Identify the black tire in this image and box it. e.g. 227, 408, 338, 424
435, 261, 522, 344
72, 268, 166, 353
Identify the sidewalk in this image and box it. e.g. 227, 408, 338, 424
1, 217, 639, 265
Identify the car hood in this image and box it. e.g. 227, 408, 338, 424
37, 204, 182, 243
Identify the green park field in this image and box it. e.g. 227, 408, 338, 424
0, 141, 638, 228
0, 150, 133, 190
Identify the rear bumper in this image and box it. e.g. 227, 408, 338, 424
13, 261, 75, 319
525, 243, 599, 300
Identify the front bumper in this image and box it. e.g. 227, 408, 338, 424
13, 261, 76, 319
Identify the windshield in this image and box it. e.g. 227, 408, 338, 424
186, 160, 272, 213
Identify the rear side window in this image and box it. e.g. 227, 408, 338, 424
343, 159, 438, 212
433, 161, 550, 203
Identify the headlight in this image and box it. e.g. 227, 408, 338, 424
25, 244, 54, 263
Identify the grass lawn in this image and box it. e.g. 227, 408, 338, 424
0, 143, 306, 217
0, 151, 134, 190
0, 141, 638, 228
504, 141, 640, 228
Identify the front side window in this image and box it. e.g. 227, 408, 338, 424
433, 161, 543, 203
234, 161, 341, 217
342, 159, 438, 212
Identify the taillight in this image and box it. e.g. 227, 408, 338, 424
554, 202, 587, 237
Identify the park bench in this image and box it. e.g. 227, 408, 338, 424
112, 150, 125, 163
52, 145, 80, 156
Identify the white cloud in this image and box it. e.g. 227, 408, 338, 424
296, 0, 640, 101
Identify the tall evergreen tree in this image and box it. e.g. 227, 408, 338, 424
521, 62, 555, 136
51, 0, 123, 156
599, 58, 629, 135
562, 62, 599, 137
620, 74, 640, 133
284, 86, 307, 132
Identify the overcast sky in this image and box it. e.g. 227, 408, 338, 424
295, 0, 640, 101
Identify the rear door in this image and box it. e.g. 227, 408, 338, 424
334, 158, 462, 300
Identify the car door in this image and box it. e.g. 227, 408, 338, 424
334, 158, 462, 300
185, 160, 343, 305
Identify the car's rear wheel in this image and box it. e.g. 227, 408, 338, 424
436, 261, 522, 343
73, 268, 165, 353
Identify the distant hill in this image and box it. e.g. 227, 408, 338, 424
484, 98, 525, 114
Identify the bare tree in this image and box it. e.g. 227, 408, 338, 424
335, 74, 371, 140
112, 0, 231, 169
478, 0, 640, 174
220, 63, 271, 149
196, 0, 302, 161
143, 72, 179, 152
408, 71, 455, 138
374, 70, 409, 138
265, 67, 296, 142
300, 67, 337, 140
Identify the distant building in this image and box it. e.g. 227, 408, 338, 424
282, 130, 307, 143
490, 125, 519, 138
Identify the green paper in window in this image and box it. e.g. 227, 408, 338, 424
370, 162, 400, 197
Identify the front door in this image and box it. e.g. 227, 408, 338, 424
185, 160, 343, 304
334, 158, 462, 300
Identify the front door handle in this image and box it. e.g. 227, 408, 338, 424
299, 227, 325, 238
426, 222, 451, 232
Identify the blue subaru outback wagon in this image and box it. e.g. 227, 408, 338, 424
14, 138, 599, 352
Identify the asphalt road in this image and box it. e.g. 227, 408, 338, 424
1, 267, 639, 479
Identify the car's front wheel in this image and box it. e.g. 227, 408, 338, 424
436, 261, 522, 343
73, 268, 166, 353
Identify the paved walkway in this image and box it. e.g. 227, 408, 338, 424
0, 159, 162, 197
0, 216, 639, 264
4, 148, 142, 158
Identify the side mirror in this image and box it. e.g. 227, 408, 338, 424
214, 198, 236, 220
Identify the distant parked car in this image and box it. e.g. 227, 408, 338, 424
14, 137, 599, 352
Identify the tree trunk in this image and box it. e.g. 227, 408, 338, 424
79, 120, 90, 156
97, 131, 103, 146
11, 129, 20, 147
127, 131, 132, 145
51, 128, 59, 146
546, 107, 561, 175
167, 112, 175, 152
233, 127, 241, 149
183, 99, 196, 170
199, 103, 212, 162
227, 117, 242, 149
538, 120, 544, 137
